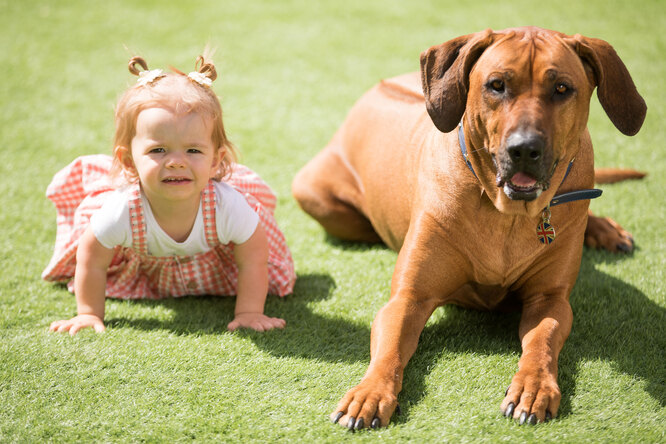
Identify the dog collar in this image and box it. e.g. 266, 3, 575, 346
458, 122, 602, 245
457, 122, 602, 208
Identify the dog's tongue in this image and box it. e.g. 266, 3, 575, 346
511, 173, 536, 188
510, 172, 537, 187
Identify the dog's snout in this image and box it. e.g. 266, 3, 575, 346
506, 132, 545, 164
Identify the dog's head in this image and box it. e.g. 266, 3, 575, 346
420, 27, 646, 210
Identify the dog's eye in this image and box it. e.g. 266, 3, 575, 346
552, 82, 574, 101
488, 79, 505, 93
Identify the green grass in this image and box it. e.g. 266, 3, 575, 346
1, 0, 664, 442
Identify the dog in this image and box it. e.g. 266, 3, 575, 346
292, 27, 646, 428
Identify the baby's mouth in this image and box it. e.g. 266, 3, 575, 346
162, 177, 192, 183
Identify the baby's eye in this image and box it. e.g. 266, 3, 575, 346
187, 148, 203, 154
149, 147, 166, 154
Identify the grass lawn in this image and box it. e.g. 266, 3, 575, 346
1, 0, 664, 442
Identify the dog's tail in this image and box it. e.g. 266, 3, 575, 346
594, 168, 646, 184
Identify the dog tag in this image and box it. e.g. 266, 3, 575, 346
537, 207, 556, 244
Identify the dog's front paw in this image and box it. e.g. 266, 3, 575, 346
331, 379, 399, 430
585, 214, 634, 253
500, 368, 560, 425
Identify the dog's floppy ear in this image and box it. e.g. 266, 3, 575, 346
420, 29, 495, 133
569, 35, 646, 136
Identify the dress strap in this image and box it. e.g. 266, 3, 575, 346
202, 181, 220, 248
128, 184, 149, 255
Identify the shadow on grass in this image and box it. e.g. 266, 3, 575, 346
324, 233, 389, 251
238, 273, 372, 363
561, 250, 666, 409
105, 273, 371, 364
104, 246, 664, 420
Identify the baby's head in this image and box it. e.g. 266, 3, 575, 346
111, 55, 237, 183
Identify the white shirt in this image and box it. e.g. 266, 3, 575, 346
90, 182, 259, 256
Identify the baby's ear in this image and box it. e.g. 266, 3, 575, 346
210, 146, 227, 180
115, 146, 135, 172
212, 146, 225, 167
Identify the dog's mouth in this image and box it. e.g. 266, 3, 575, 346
492, 145, 554, 202
490, 130, 556, 201
493, 158, 551, 201
499, 172, 544, 201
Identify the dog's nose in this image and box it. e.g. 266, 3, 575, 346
506, 131, 545, 164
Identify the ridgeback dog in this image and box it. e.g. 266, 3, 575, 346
292, 27, 646, 428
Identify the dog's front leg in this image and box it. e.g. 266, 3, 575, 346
501, 294, 573, 424
331, 215, 465, 429
331, 294, 436, 430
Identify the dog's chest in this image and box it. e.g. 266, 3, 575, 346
449, 283, 520, 311
449, 237, 541, 311
461, 213, 545, 287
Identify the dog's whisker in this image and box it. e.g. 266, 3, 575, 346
467, 146, 488, 154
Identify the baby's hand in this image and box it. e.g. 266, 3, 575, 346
228, 313, 286, 332
49, 314, 105, 336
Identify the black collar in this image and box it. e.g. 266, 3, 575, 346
458, 122, 602, 208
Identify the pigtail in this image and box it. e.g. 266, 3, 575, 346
128, 56, 149, 76
195, 56, 217, 82
185, 55, 216, 88
128, 56, 165, 86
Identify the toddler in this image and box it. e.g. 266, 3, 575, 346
44, 55, 295, 334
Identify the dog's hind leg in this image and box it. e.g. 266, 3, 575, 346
585, 211, 635, 253
292, 148, 382, 243
584, 168, 645, 253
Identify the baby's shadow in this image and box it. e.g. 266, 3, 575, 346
106, 273, 371, 364
235, 274, 372, 363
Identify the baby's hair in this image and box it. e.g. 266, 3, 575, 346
110, 54, 237, 183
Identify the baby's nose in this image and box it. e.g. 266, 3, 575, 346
166, 153, 186, 168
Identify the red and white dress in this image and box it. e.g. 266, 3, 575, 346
42, 155, 295, 299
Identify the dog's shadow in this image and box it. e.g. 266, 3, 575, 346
105, 244, 664, 420
397, 249, 665, 420
106, 273, 371, 364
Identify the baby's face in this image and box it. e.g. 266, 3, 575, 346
128, 107, 221, 204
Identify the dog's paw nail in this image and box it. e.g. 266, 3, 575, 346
519, 411, 528, 425
545, 411, 552, 422
528, 413, 537, 425
371, 417, 380, 429
332, 411, 343, 424
505, 385, 511, 396
354, 418, 364, 430
617, 243, 632, 253
347, 416, 356, 431
504, 402, 515, 418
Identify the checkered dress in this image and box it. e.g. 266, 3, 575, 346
42, 155, 295, 299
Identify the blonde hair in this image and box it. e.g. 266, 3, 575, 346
110, 55, 237, 183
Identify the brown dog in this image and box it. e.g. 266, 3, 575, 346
292, 27, 646, 428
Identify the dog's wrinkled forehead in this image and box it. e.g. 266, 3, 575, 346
474, 31, 586, 82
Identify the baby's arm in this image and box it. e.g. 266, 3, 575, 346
228, 224, 285, 332
49, 226, 115, 335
